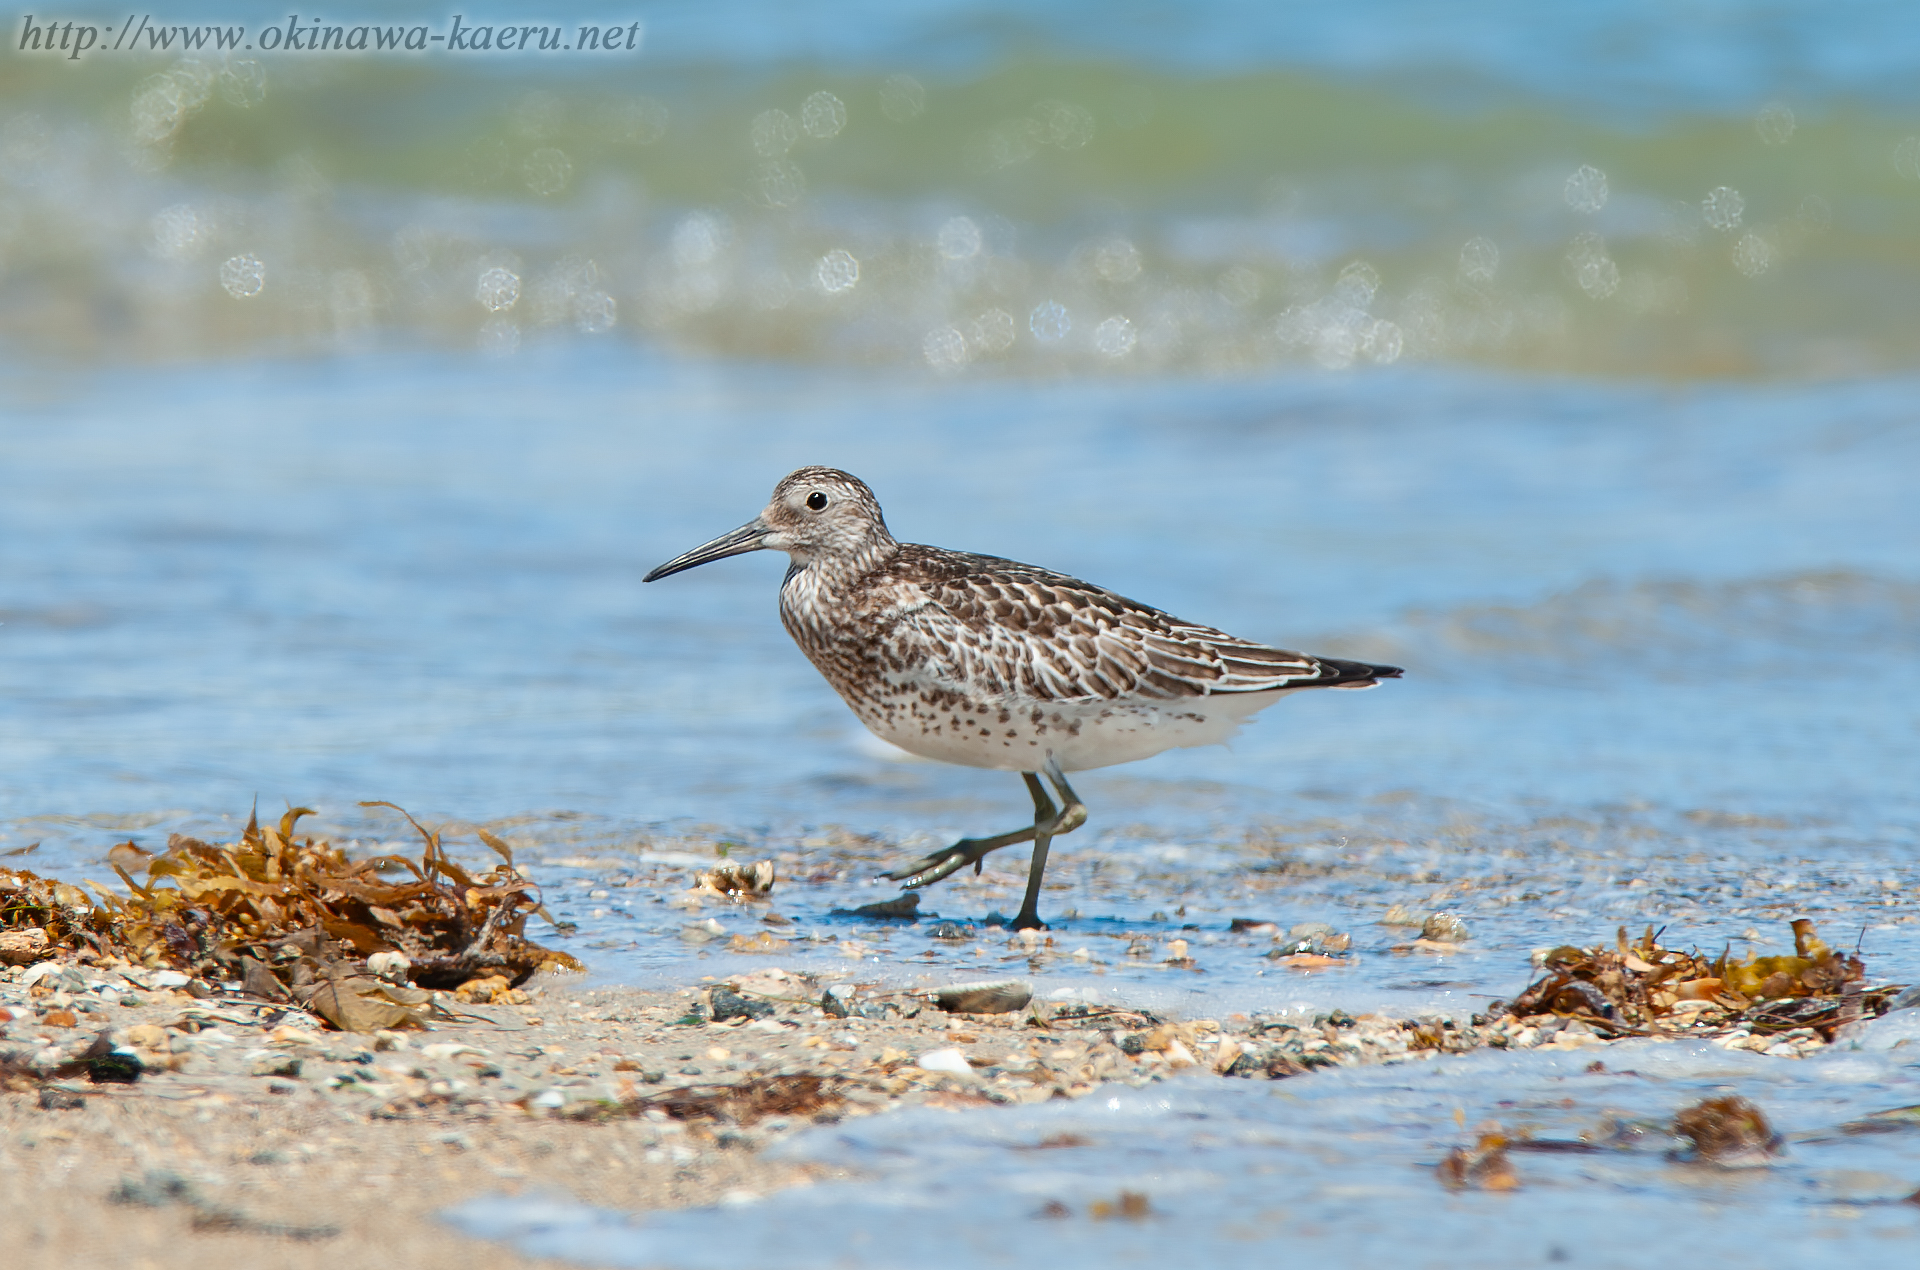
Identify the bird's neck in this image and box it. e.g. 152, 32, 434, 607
782, 535, 898, 604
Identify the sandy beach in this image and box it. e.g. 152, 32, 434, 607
9, 906, 1909, 1269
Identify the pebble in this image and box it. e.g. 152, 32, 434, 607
931, 979, 1032, 1015
366, 952, 411, 984
917, 1048, 973, 1075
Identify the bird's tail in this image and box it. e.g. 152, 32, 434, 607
1313, 657, 1404, 688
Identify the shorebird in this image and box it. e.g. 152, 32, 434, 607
645, 467, 1401, 930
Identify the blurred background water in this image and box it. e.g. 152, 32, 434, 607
2, 0, 1916, 911
3, 0, 1918, 906
5, 1, 1920, 377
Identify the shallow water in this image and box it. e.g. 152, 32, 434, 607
3, 350, 1916, 1015
449, 1030, 1920, 1268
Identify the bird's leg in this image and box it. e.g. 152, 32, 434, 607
879, 774, 1044, 890
1009, 759, 1088, 932
880, 770, 1070, 893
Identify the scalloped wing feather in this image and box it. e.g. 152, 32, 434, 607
886, 549, 1350, 703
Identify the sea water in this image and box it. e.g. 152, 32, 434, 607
3, 0, 1919, 1261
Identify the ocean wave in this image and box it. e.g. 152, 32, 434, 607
3, 49, 1920, 377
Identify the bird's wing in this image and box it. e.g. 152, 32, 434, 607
880, 548, 1377, 704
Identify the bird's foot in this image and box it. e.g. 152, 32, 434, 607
879, 833, 1026, 890
1009, 910, 1048, 932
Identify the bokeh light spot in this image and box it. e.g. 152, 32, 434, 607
752, 159, 806, 208
923, 326, 968, 369
1755, 103, 1795, 146
1458, 236, 1500, 284
218, 60, 266, 108
1565, 232, 1619, 299
1702, 186, 1745, 231
937, 217, 982, 260
1091, 238, 1142, 284
1094, 315, 1136, 358
476, 266, 521, 312
751, 109, 798, 157
1029, 301, 1071, 342
801, 92, 847, 140
816, 249, 859, 294
1564, 165, 1609, 214
970, 308, 1015, 353
149, 204, 204, 261
1894, 137, 1920, 181
1035, 100, 1095, 149
1732, 233, 1773, 278
574, 291, 617, 333
218, 254, 265, 298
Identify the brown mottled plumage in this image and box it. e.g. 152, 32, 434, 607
645, 466, 1401, 928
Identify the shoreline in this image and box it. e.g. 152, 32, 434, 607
5, 940, 1903, 1268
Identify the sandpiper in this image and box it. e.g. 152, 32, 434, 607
645, 467, 1401, 930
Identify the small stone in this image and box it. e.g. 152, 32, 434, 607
125, 1022, 170, 1052
366, 951, 411, 984
708, 987, 774, 1023
841, 892, 920, 920
251, 1055, 302, 1078
0, 927, 49, 965
1421, 912, 1470, 943
530, 1089, 566, 1110
1437, 1138, 1519, 1191
1672, 1095, 1781, 1165
917, 1047, 974, 1075
931, 979, 1032, 1015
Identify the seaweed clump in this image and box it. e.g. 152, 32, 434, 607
1506, 918, 1898, 1040
6, 803, 581, 1029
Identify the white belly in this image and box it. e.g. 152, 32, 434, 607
856, 688, 1290, 773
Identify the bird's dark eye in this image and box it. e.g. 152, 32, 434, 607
806, 491, 828, 511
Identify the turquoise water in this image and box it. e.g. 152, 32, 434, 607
6, 1, 1920, 375
4, 0, 1920, 1262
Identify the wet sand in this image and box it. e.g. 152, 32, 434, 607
4, 931, 1874, 1270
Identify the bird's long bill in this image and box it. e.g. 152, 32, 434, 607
643, 518, 771, 582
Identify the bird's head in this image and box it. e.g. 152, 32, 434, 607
643, 466, 894, 582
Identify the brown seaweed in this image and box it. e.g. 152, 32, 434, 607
5, 803, 582, 1029
1505, 918, 1892, 1041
